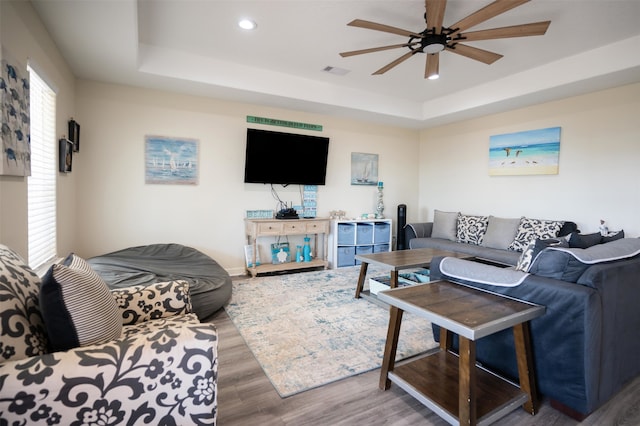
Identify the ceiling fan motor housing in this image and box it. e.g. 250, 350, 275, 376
413, 31, 450, 54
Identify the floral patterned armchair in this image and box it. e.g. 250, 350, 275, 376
0, 244, 218, 425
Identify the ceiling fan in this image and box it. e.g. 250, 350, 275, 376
340, 0, 550, 79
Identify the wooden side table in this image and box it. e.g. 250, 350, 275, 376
377, 281, 545, 426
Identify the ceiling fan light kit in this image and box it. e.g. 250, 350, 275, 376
339, 0, 550, 79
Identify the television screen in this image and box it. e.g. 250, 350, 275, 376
244, 128, 330, 185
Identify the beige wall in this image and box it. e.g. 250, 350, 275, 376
418, 82, 640, 237
0, 0, 76, 260
3, 0, 638, 275
74, 81, 420, 274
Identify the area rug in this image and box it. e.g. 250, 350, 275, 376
225, 266, 437, 397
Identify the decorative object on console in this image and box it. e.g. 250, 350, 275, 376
489, 127, 561, 176
351, 152, 378, 185
303, 185, 318, 218
375, 181, 385, 218
303, 236, 312, 261
58, 138, 73, 173
144, 135, 198, 185
271, 238, 291, 264
68, 118, 80, 151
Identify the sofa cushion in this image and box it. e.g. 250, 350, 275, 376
481, 216, 522, 250
0, 245, 49, 363
456, 214, 489, 245
528, 238, 640, 282
440, 257, 529, 287
508, 218, 564, 252
601, 230, 624, 243
516, 238, 568, 272
40, 253, 123, 351
568, 232, 602, 249
431, 210, 459, 241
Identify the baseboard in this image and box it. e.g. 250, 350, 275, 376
550, 399, 589, 421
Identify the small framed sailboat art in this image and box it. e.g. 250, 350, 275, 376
351, 152, 378, 186
145, 135, 199, 185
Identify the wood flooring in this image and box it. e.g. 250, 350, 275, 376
208, 307, 640, 426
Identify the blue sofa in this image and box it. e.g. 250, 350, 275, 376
429, 238, 640, 419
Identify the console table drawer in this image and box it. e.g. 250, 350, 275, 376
305, 221, 329, 234
283, 222, 306, 234
256, 222, 283, 235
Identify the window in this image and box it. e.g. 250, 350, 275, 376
27, 66, 57, 269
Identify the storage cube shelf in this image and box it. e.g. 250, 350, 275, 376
329, 219, 392, 268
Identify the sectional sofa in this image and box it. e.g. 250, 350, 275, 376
404, 210, 577, 265
403, 210, 639, 419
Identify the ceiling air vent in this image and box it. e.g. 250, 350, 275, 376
322, 66, 350, 76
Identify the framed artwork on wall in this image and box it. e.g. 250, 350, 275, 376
1, 47, 31, 176
59, 138, 73, 173
351, 152, 378, 185
68, 119, 80, 152
489, 127, 561, 176
145, 135, 199, 185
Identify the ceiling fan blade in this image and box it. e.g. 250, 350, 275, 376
347, 19, 423, 38
449, 0, 530, 34
446, 43, 503, 64
425, 0, 447, 32
425, 53, 440, 79
460, 21, 550, 41
373, 51, 417, 75
340, 42, 420, 57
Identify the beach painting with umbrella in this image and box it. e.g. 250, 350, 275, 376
489, 127, 560, 176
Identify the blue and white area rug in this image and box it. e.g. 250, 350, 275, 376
225, 266, 436, 397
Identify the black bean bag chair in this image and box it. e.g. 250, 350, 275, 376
88, 243, 232, 320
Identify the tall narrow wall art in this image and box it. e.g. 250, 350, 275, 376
1, 48, 30, 176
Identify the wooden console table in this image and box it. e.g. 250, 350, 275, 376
377, 281, 545, 426
245, 218, 330, 277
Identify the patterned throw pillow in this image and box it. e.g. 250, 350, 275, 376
456, 214, 489, 245
40, 254, 123, 351
0, 245, 49, 362
508, 218, 564, 252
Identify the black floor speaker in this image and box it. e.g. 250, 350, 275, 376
397, 204, 407, 250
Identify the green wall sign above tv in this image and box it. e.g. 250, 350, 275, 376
246, 116, 323, 131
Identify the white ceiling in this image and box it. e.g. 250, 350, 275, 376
31, 0, 640, 129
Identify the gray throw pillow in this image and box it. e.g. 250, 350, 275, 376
481, 216, 522, 250
431, 210, 459, 241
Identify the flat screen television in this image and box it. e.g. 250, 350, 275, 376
244, 128, 330, 185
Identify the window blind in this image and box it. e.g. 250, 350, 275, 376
27, 67, 57, 270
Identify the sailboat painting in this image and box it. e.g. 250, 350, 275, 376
351, 152, 379, 186
145, 135, 198, 185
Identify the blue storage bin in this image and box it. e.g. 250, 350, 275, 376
356, 223, 374, 245
374, 222, 391, 244
337, 223, 356, 245
337, 246, 356, 267
355, 245, 373, 265
373, 244, 390, 253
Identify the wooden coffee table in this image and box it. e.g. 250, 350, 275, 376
354, 248, 472, 299
377, 280, 545, 426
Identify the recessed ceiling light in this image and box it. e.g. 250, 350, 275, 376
238, 19, 257, 30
